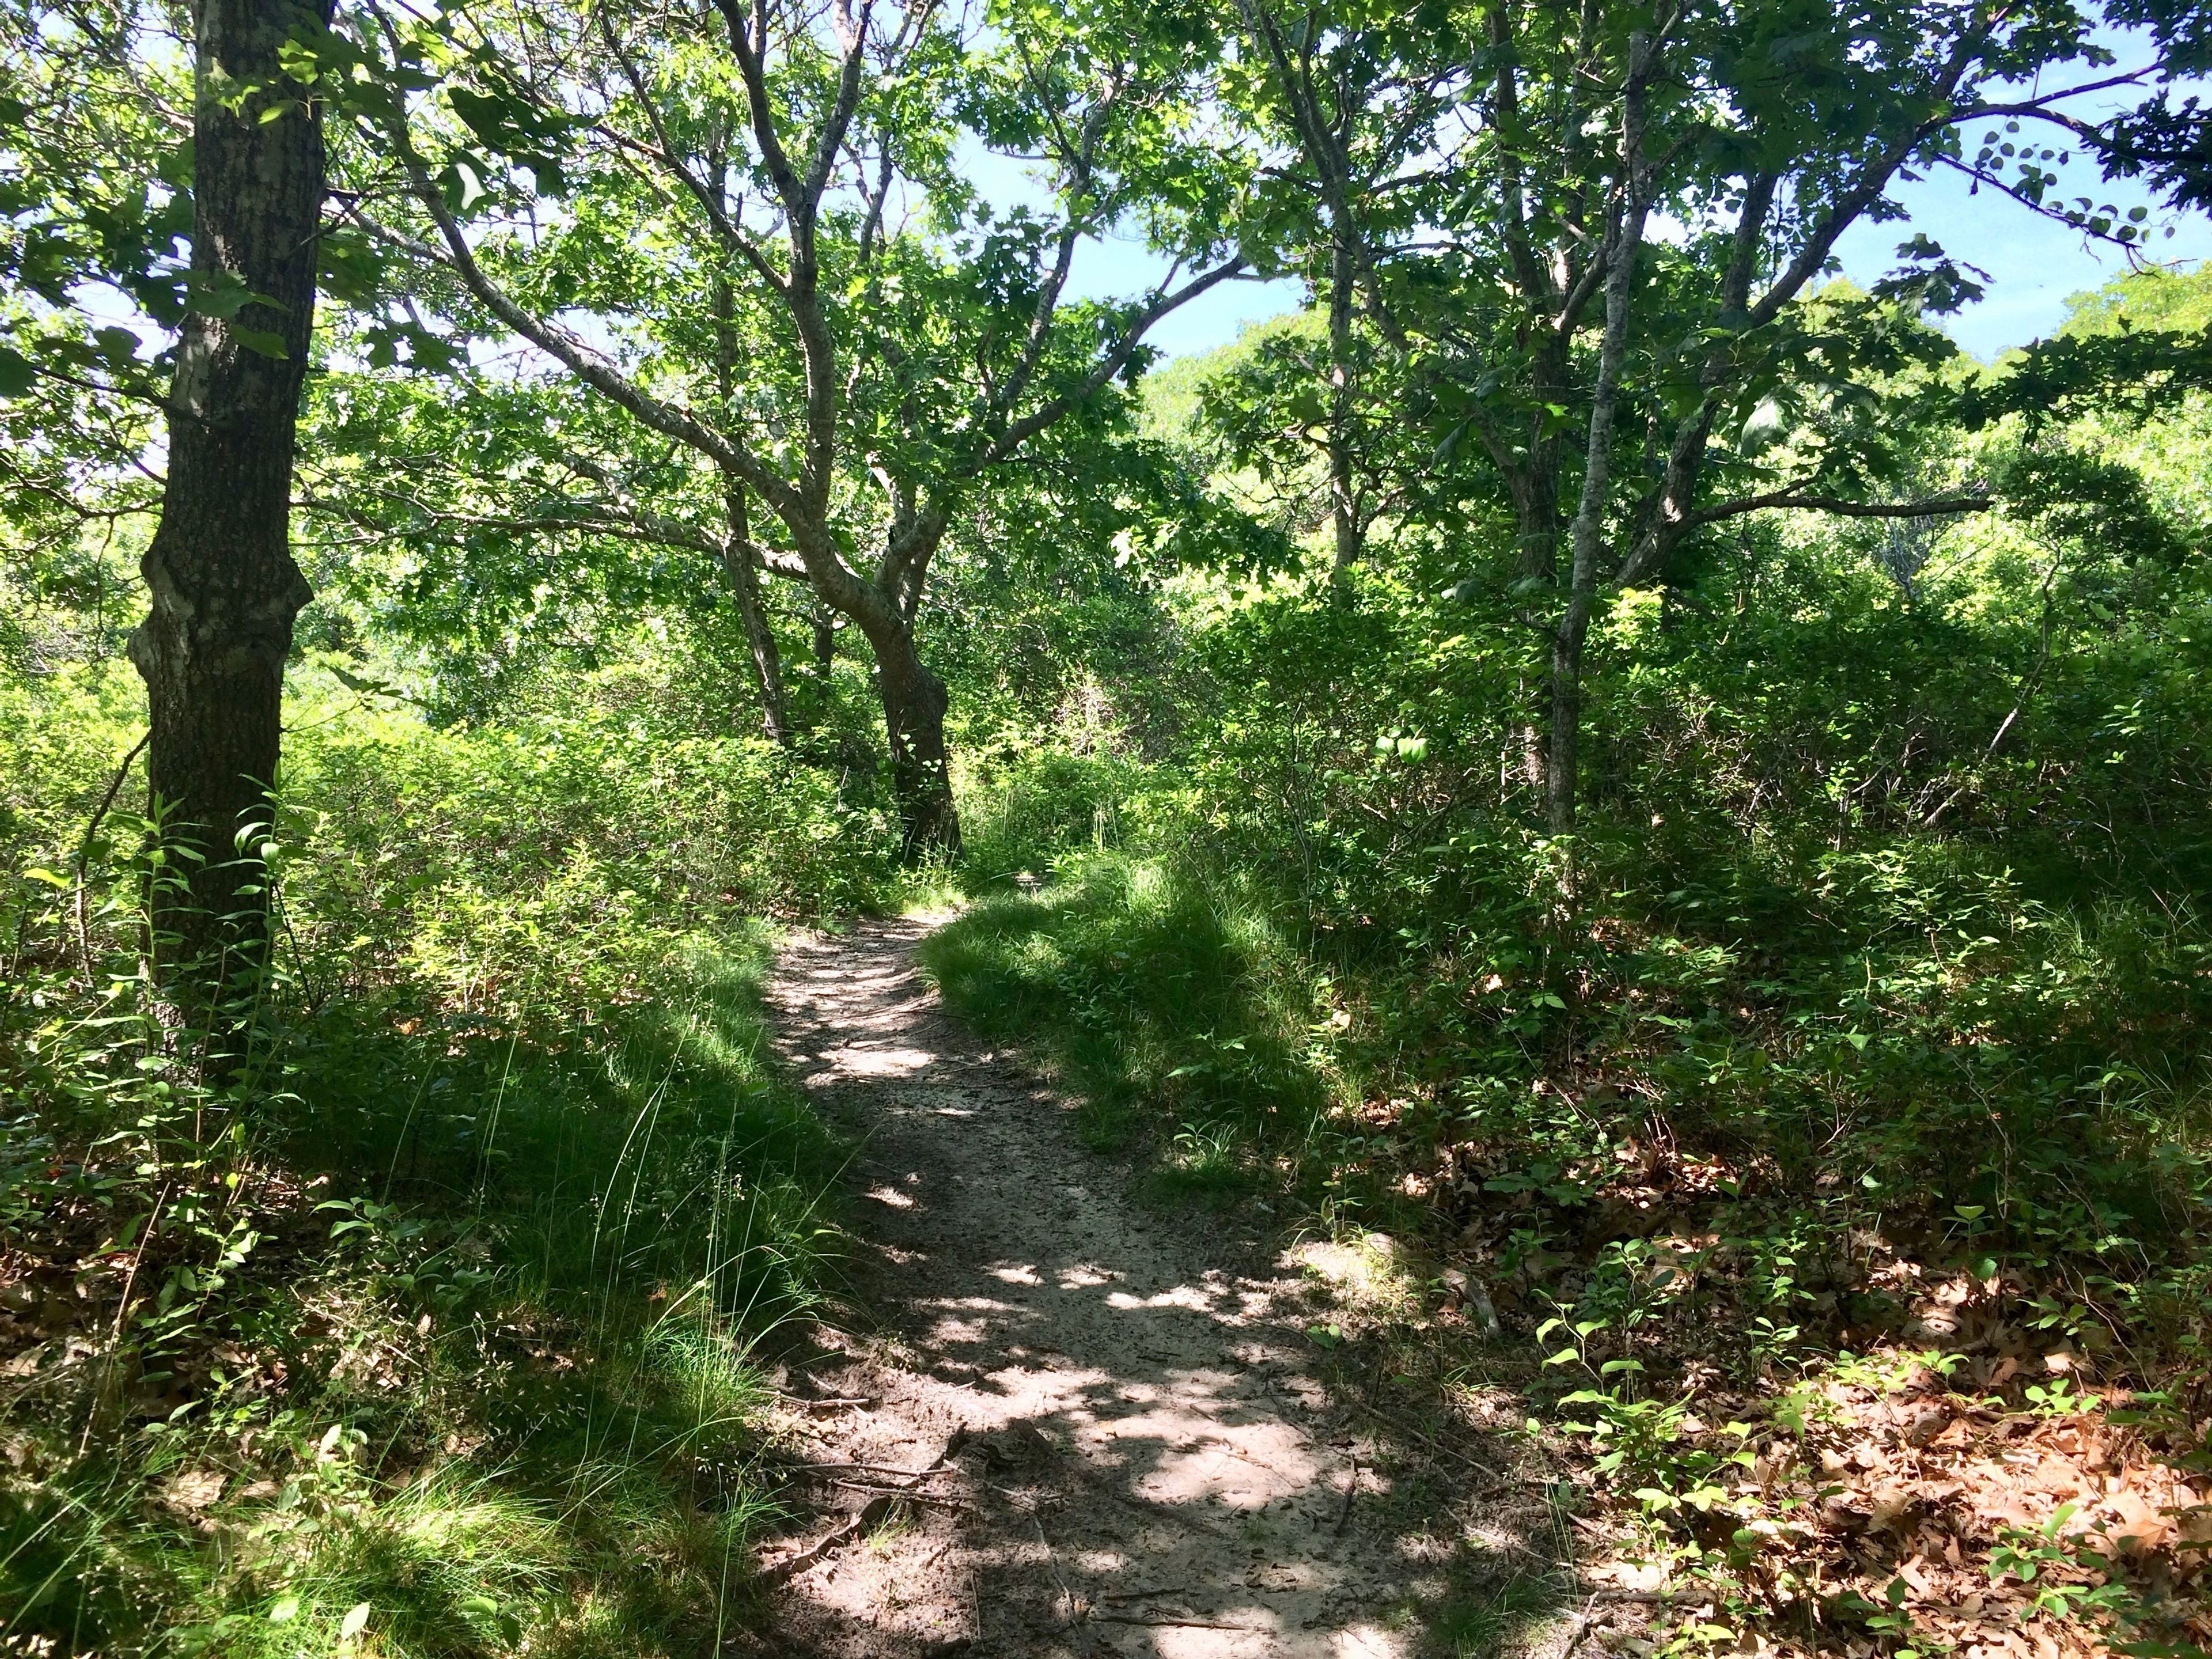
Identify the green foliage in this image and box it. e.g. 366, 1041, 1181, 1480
10, 2, 2212, 1652
0, 662, 876, 1657
921, 267, 2212, 1651
924, 850, 1338, 1178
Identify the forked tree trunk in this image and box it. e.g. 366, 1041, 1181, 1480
129, 0, 331, 1016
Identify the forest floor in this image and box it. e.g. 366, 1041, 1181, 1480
753, 917, 1554, 1659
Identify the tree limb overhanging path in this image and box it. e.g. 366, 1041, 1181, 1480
758, 920, 1528, 1657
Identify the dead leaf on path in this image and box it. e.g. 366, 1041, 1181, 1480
1868, 1482, 1915, 1531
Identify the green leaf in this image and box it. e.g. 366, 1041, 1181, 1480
0, 345, 35, 397
185, 270, 281, 320
230, 327, 289, 361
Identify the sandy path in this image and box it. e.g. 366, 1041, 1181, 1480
757, 916, 1446, 1658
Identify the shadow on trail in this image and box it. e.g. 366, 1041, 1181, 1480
760, 921, 1567, 1659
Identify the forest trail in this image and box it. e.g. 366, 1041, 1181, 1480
757, 918, 1455, 1658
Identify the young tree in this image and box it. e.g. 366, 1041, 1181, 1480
338, 0, 1251, 854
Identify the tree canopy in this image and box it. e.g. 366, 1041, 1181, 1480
6, 2, 2212, 1654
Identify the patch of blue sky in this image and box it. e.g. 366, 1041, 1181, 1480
976, 27, 2210, 363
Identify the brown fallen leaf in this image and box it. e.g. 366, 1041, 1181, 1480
1869, 1482, 1916, 1531
163, 1469, 225, 1512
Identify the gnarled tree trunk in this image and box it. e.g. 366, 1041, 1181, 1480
129, 0, 331, 1018
870, 618, 959, 858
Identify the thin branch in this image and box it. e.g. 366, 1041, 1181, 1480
982, 256, 1247, 464
1683, 489, 1991, 529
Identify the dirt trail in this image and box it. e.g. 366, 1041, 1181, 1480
757, 917, 1455, 1658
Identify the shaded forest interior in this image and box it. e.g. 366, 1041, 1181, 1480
5, 1, 2212, 1654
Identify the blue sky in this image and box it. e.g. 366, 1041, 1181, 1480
1830, 162, 2210, 359
1025, 26, 2210, 365
1051, 176, 2209, 364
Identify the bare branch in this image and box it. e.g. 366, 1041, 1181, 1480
1685, 488, 1992, 528
982, 256, 1248, 464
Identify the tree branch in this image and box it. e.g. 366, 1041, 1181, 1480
981, 256, 1247, 464
1683, 488, 1991, 529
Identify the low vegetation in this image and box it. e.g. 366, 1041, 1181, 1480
921, 283, 2212, 1652
2, 664, 872, 1657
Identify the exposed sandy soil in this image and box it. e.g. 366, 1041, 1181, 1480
754, 916, 1492, 1658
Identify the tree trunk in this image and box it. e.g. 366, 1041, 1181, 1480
1509, 457, 1560, 791
719, 479, 791, 744
1546, 586, 1596, 833
128, 0, 331, 1017
1547, 29, 1656, 835
1326, 227, 1361, 578
812, 603, 836, 675
710, 279, 791, 744
870, 620, 960, 858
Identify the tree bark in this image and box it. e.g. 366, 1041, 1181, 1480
709, 275, 792, 744
1509, 446, 1561, 791
719, 478, 792, 744
129, 0, 331, 1016
869, 618, 960, 857
1326, 226, 1361, 578
1547, 29, 1656, 835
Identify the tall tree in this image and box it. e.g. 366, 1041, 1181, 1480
1231, 0, 2210, 831
131, 0, 335, 1010
338, 0, 1251, 854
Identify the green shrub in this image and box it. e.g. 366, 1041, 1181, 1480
0, 661, 874, 1658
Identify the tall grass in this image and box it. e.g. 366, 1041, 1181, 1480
923, 849, 1351, 1194
928, 744, 2212, 1369
0, 662, 874, 1657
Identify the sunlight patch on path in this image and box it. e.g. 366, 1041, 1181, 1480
757, 919, 1463, 1658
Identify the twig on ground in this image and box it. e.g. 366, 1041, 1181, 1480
759, 1494, 893, 1583
1354, 1400, 1500, 1479
827, 1477, 970, 1509
1562, 1589, 1679, 1657
802, 1458, 955, 1478
1033, 1515, 1079, 1623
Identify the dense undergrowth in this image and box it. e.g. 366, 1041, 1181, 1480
924, 506, 2212, 1654
1, 661, 892, 1658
